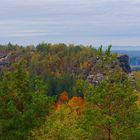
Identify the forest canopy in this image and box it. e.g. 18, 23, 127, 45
0, 43, 140, 140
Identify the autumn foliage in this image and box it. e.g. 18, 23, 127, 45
57, 91, 68, 104
54, 91, 68, 109
54, 91, 84, 115
68, 96, 84, 114
0, 44, 140, 140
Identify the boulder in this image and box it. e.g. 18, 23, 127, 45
117, 54, 131, 73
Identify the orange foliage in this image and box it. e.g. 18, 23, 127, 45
54, 91, 69, 109
54, 92, 84, 115
58, 91, 68, 103
68, 96, 84, 115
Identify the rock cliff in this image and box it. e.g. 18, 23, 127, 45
117, 54, 131, 73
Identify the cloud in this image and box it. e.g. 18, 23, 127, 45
0, 0, 140, 46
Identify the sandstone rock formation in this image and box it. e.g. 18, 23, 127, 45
117, 54, 131, 73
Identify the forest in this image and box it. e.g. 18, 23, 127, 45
0, 43, 140, 140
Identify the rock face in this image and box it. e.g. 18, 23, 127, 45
87, 73, 104, 86
0, 51, 11, 67
117, 54, 131, 73
87, 54, 132, 86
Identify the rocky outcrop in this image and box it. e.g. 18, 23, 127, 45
87, 54, 132, 86
0, 51, 11, 67
117, 54, 131, 73
87, 73, 104, 86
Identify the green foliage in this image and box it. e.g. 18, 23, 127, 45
134, 72, 140, 91
30, 105, 86, 140
84, 70, 140, 140
0, 60, 52, 140
0, 43, 140, 140
36, 42, 49, 53
45, 73, 75, 97
105, 45, 112, 56
72, 79, 87, 97
95, 45, 117, 73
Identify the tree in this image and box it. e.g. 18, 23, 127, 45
95, 45, 117, 74
84, 70, 140, 140
0, 60, 52, 140
30, 105, 86, 140
68, 96, 84, 115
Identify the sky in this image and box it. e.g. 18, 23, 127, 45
0, 0, 140, 49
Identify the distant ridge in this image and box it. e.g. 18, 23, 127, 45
112, 50, 140, 57
112, 46, 140, 51
98, 46, 140, 51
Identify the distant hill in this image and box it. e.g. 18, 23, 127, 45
112, 50, 140, 57
110, 46, 140, 51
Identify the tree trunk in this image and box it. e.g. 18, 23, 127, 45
108, 127, 111, 140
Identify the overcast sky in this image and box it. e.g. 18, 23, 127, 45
0, 0, 140, 49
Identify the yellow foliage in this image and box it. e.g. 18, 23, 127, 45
30, 105, 83, 140
68, 96, 84, 115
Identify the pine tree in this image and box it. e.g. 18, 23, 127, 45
84, 70, 140, 140
0, 60, 52, 140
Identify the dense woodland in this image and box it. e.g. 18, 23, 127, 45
0, 43, 140, 140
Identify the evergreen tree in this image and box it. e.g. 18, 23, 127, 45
84, 70, 140, 140
0, 60, 52, 140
